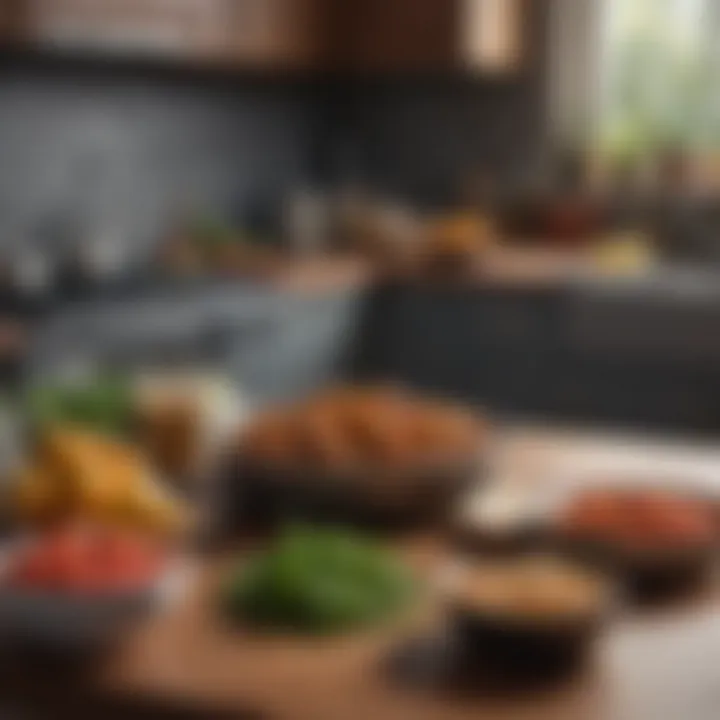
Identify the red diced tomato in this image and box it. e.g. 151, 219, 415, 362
4, 523, 166, 595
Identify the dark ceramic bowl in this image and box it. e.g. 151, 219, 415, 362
451, 604, 605, 680
554, 535, 717, 603
222, 452, 484, 533
440, 553, 614, 682
539, 484, 720, 603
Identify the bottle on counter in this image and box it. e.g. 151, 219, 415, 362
79, 226, 132, 286
8, 244, 56, 307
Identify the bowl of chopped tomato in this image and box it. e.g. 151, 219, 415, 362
0, 523, 186, 649
553, 489, 718, 601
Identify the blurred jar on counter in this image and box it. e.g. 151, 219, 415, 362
540, 149, 605, 248
284, 188, 332, 255
420, 210, 498, 277
76, 227, 133, 285
8, 245, 55, 301
332, 187, 423, 270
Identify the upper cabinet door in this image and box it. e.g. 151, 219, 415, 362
14, 0, 231, 60
342, 0, 524, 74
0, 0, 24, 43
225, 0, 328, 70
10, 0, 328, 70
344, 0, 458, 73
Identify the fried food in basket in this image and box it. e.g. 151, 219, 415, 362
238, 386, 484, 476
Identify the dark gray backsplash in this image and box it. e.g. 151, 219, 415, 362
0, 57, 319, 252
321, 79, 548, 205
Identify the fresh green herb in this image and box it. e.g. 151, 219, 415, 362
224, 526, 416, 634
26, 376, 133, 437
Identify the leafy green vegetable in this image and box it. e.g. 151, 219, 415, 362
223, 526, 416, 634
26, 376, 133, 437
190, 214, 238, 250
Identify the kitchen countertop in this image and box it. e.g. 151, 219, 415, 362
3, 426, 720, 719
266, 249, 661, 293
13, 246, 717, 322
280, 249, 593, 291
9, 248, 675, 317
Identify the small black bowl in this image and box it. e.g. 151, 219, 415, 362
451, 605, 605, 681
440, 554, 613, 683
552, 535, 717, 604
624, 549, 716, 601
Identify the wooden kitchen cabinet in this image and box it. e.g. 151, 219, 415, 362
0, 1, 23, 43
5, 0, 328, 70
336, 0, 524, 74
224, 0, 329, 70
0, 0, 522, 75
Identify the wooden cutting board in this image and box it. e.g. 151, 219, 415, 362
96, 537, 603, 720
